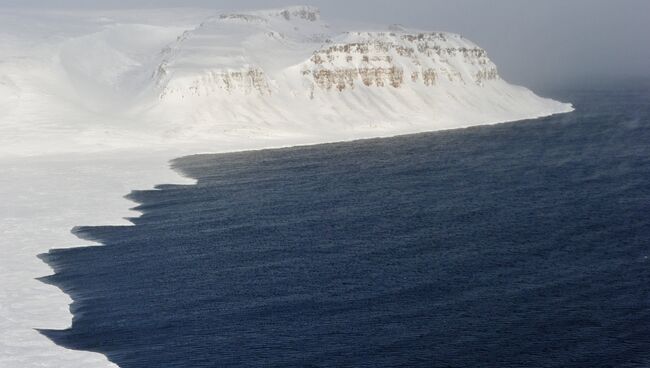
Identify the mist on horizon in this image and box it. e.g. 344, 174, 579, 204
1, 0, 649, 89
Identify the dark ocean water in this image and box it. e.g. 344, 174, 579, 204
40, 85, 650, 367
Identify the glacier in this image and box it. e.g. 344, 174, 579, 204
0, 6, 572, 368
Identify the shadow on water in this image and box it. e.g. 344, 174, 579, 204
38, 87, 650, 367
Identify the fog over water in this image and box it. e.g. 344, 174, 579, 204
2, 0, 649, 89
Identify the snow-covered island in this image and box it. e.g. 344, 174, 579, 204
0, 5, 571, 156
0, 6, 572, 368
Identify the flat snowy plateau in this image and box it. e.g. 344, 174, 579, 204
0, 6, 572, 367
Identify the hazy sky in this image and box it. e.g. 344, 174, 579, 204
2, 0, 649, 89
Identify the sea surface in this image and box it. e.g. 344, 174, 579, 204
40, 85, 650, 367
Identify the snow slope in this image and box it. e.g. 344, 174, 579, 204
0, 5, 571, 156
0, 6, 573, 368
144, 6, 572, 140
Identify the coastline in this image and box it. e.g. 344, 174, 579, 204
0, 107, 573, 368
0, 152, 191, 368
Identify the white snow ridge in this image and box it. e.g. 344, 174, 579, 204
0, 6, 572, 368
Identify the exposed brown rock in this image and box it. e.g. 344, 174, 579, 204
161, 68, 271, 99
303, 32, 498, 92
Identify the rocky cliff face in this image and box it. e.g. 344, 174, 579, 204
277, 6, 320, 22
156, 34, 498, 102
215, 6, 320, 24
159, 68, 271, 99
301, 32, 499, 95
152, 6, 329, 101
152, 10, 501, 102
